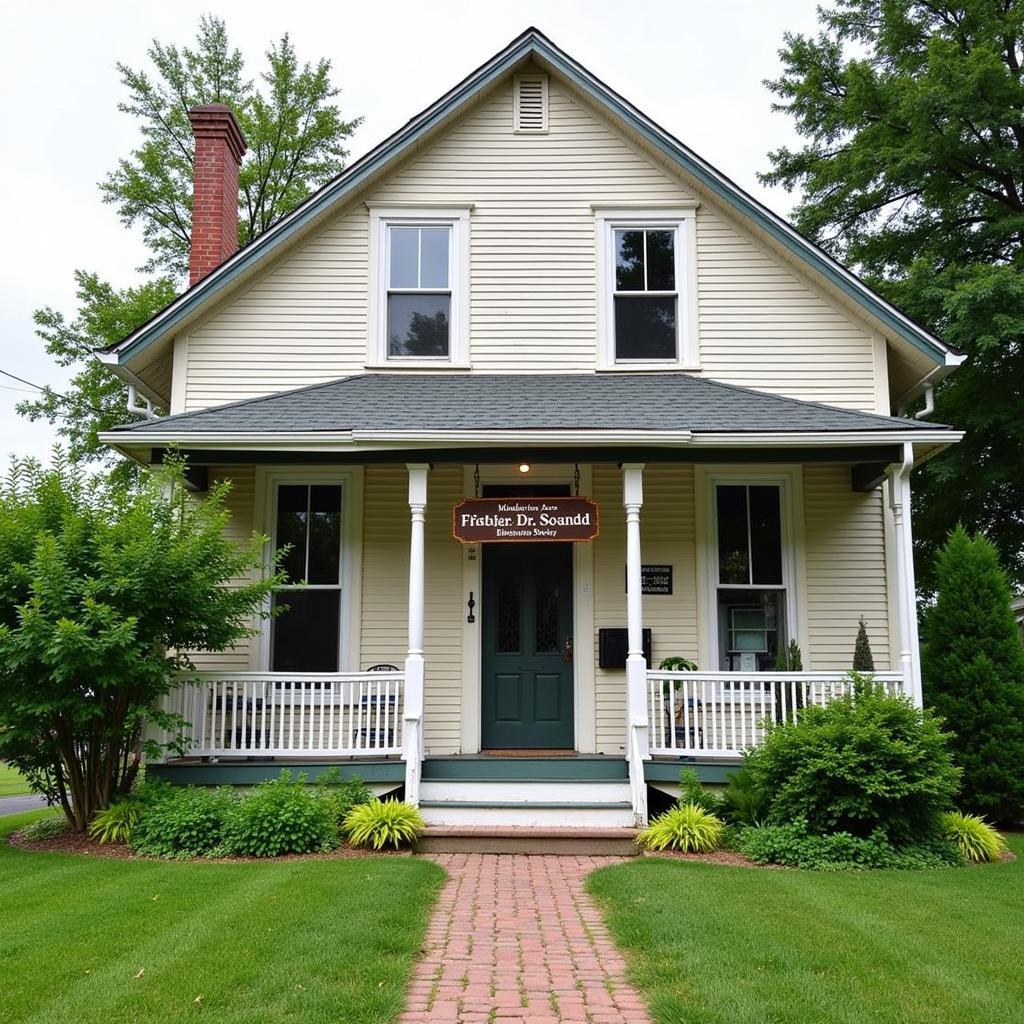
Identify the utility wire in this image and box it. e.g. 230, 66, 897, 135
0, 368, 112, 418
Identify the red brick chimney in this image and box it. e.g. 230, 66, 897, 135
188, 104, 247, 286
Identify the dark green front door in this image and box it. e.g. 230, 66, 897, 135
481, 543, 574, 749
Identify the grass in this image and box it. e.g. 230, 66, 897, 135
588, 833, 1024, 1024
0, 811, 444, 1024
0, 763, 32, 797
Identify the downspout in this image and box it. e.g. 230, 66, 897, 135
126, 383, 159, 421
913, 384, 934, 420
887, 441, 923, 706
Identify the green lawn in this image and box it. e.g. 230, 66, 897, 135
0, 763, 32, 797
589, 834, 1024, 1024
0, 811, 444, 1024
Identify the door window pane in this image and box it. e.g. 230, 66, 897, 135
535, 574, 560, 654
271, 590, 340, 672
613, 296, 677, 359
497, 575, 521, 653
387, 294, 450, 356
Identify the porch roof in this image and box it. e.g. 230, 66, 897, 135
104, 372, 952, 439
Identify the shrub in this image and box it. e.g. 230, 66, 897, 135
922, 526, 1024, 823
343, 799, 424, 850
678, 768, 722, 815
225, 771, 339, 857
20, 815, 71, 841
853, 616, 875, 671
736, 818, 961, 871
717, 768, 769, 827
316, 769, 373, 824
636, 803, 724, 853
88, 800, 141, 844
130, 786, 238, 858
744, 678, 960, 844
940, 811, 1008, 864
774, 640, 803, 671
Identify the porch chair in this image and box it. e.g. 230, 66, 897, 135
671, 696, 704, 751
360, 663, 400, 747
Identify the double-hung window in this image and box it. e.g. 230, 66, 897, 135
597, 208, 697, 367
270, 483, 344, 672
369, 208, 470, 365
713, 483, 787, 672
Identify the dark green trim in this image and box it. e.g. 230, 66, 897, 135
155, 445, 904, 467
422, 755, 628, 781
419, 800, 632, 810
644, 759, 740, 785
109, 31, 952, 369
149, 760, 405, 786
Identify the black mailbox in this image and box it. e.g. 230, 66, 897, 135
598, 628, 652, 669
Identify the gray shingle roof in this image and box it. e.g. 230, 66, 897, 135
108, 373, 949, 436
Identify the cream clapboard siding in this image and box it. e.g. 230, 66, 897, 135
360, 465, 464, 755
183, 74, 880, 412
591, 464, 699, 754
188, 466, 257, 671
802, 465, 891, 669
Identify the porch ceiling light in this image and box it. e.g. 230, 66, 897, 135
518, 463, 530, 473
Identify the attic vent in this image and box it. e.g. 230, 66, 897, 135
514, 74, 548, 133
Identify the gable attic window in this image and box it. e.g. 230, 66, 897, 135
514, 74, 548, 133
368, 206, 471, 366
595, 207, 699, 369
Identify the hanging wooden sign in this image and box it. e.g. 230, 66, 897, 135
452, 496, 600, 543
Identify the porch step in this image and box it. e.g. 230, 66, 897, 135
417, 778, 635, 827
417, 825, 640, 856
422, 755, 628, 782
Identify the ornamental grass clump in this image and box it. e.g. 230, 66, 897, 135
88, 800, 142, 845
343, 799, 425, 850
636, 803, 724, 853
940, 811, 1007, 864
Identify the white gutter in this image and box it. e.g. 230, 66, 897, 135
97, 427, 964, 452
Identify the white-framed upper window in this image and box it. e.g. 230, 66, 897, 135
256, 468, 363, 674
368, 207, 470, 367
595, 207, 698, 369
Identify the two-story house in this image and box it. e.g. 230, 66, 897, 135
97, 29, 963, 837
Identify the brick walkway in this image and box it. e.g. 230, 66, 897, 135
399, 853, 652, 1024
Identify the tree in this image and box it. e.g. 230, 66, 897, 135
762, 1, 1024, 593
853, 616, 875, 671
0, 453, 280, 829
921, 526, 1024, 823
19, 15, 360, 469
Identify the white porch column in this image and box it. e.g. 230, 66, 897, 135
887, 443, 923, 706
622, 463, 649, 824
403, 463, 429, 804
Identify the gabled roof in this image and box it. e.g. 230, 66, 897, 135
99, 28, 962, 373
103, 372, 955, 438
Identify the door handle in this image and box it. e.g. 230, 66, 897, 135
563, 636, 573, 663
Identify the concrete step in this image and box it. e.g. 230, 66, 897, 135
417, 825, 641, 856
418, 800, 635, 828
419, 780, 632, 803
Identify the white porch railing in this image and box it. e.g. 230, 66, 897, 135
646, 671, 905, 758
164, 671, 406, 758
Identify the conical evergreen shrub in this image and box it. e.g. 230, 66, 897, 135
853, 616, 875, 671
922, 526, 1024, 823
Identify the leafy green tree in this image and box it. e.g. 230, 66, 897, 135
0, 453, 281, 830
853, 616, 875, 671
19, 15, 360, 469
921, 526, 1024, 823
762, 0, 1024, 592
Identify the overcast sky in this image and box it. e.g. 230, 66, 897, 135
0, 0, 822, 465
